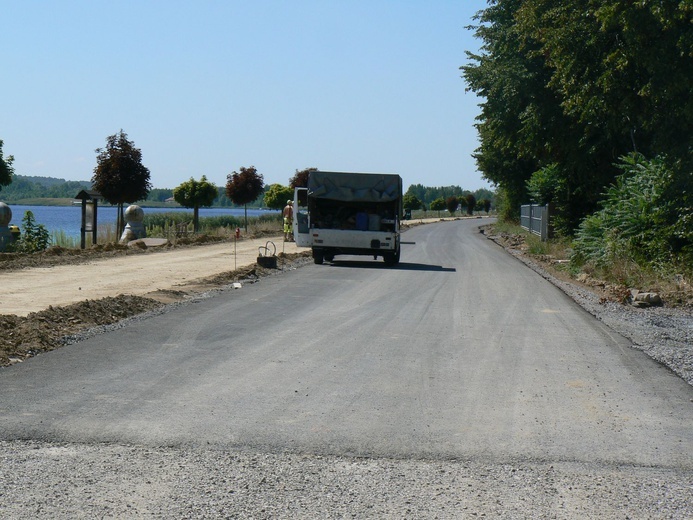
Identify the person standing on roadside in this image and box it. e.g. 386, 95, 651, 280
283, 200, 294, 241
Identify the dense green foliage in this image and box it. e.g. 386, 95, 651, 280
263, 183, 294, 210
573, 155, 692, 274
406, 184, 494, 210
0, 140, 15, 192
403, 194, 423, 211
429, 198, 446, 213
147, 188, 174, 202
0, 174, 264, 209
0, 175, 90, 201
461, 0, 693, 234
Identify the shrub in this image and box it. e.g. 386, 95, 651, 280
572, 154, 692, 276
11, 211, 51, 253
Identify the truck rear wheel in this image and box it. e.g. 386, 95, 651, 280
312, 249, 324, 265
383, 249, 400, 266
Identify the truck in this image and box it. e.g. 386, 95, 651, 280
293, 171, 402, 266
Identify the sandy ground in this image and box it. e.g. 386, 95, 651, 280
0, 236, 304, 317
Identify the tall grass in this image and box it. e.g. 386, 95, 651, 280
51, 222, 119, 248
143, 212, 282, 242
48, 213, 283, 249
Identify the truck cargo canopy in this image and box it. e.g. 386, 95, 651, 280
308, 171, 401, 203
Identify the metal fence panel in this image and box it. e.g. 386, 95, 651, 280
520, 204, 549, 241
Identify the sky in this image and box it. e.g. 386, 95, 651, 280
2, 0, 489, 193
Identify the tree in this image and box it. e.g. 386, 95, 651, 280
465, 194, 477, 216
458, 196, 468, 214
92, 130, 151, 233
0, 139, 15, 192
445, 196, 459, 216
173, 176, 218, 232
263, 183, 294, 210
403, 193, 423, 212
463, 0, 693, 233
461, 0, 544, 222
147, 188, 174, 202
289, 167, 317, 189
430, 197, 446, 215
225, 166, 264, 231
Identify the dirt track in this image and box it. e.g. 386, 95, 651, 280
1, 236, 303, 317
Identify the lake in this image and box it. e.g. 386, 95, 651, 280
6, 205, 278, 239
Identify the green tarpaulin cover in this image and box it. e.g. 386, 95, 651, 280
308, 171, 401, 203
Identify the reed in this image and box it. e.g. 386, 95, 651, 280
38, 212, 283, 250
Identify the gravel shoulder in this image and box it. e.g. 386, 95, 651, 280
1, 440, 691, 519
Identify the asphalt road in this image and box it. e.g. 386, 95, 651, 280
1, 218, 691, 465
1, 218, 691, 517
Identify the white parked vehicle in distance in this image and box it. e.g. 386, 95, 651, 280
293, 171, 402, 266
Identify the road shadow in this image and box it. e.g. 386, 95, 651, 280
328, 260, 456, 272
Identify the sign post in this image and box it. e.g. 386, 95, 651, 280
74, 190, 103, 249
234, 227, 240, 270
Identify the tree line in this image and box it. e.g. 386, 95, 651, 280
404, 184, 495, 215
0, 174, 257, 209
0, 175, 91, 200
461, 0, 692, 271
2, 132, 498, 236
2, 145, 495, 220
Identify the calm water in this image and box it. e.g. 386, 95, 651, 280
7, 205, 278, 239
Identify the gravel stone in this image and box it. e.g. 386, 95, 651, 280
1, 441, 691, 519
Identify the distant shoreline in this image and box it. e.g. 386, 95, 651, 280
0, 198, 268, 210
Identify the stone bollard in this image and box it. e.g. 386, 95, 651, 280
0, 202, 12, 252
119, 205, 147, 244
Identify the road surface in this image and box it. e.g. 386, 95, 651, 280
1, 218, 691, 518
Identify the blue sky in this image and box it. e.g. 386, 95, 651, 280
3, 1, 489, 192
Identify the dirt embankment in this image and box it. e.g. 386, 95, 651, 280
0, 234, 311, 366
